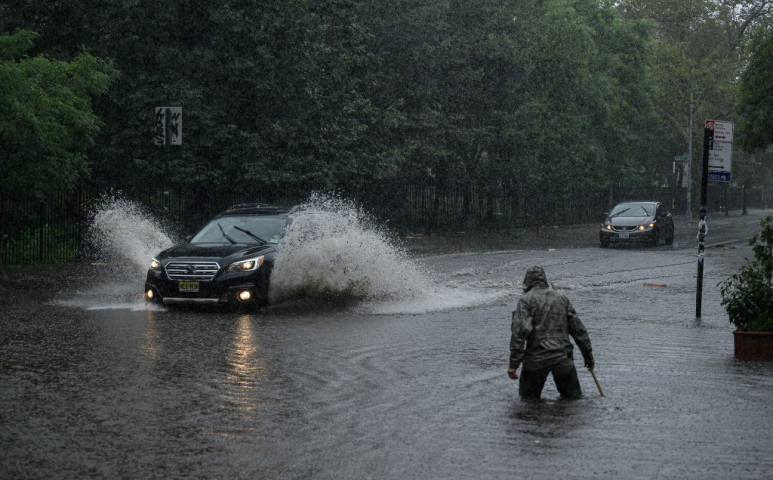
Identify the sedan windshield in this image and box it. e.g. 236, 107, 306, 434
610, 203, 654, 217
190, 216, 287, 244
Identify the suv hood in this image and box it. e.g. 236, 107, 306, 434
158, 242, 275, 259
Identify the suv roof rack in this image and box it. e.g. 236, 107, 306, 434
222, 203, 289, 215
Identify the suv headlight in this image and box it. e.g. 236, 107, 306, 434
226, 256, 264, 273
150, 258, 161, 270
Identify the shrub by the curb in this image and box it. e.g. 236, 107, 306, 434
721, 215, 773, 331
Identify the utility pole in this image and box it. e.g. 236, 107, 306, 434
696, 122, 710, 319
687, 86, 694, 222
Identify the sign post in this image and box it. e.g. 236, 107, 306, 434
154, 107, 182, 146
696, 120, 733, 319
154, 107, 182, 200
674, 155, 688, 187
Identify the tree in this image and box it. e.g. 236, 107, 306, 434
736, 27, 773, 152
0, 29, 116, 271
357, 0, 659, 228
616, 0, 773, 214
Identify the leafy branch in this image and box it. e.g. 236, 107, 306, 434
721, 215, 773, 331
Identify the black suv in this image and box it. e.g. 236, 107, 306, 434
144, 203, 297, 308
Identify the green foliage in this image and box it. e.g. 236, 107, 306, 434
617, 0, 767, 190
721, 215, 773, 332
0, 29, 117, 202
736, 27, 773, 153
0, 0, 765, 224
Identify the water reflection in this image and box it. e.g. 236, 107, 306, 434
510, 397, 584, 422
140, 310, 160, 360
225, 315, 267, 403
506, 396, 594, 449
214, 314, 267, 438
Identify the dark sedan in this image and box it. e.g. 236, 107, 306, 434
144, 203, 297, 309
599, 201, 674, 247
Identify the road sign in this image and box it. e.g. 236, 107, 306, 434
697, 119, 733, 318
154, 107, 182, 146
674, 155, 688, 162
707, 141, 732, 181
708, 171, 731, 182
705, 119, 732, 183
712, 120, 733, 143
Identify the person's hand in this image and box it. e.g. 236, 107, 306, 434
584, 357, 595, 371
507, 368, 519, 380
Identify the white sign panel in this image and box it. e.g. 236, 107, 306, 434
712, 120, 733, 143
705, 119, 733, 182
154, 107, 182, 146
708, 141, 732, 172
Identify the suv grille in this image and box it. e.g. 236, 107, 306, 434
614, 225, 638, 232
165, 261, 220, 281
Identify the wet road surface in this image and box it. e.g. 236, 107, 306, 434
2, 211, 773, 479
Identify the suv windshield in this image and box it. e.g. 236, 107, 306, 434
610, 203, 654, 217
190, 216, 287, 245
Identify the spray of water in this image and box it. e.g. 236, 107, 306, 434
270, 193, 499, 314
55, 194, 175, 310
59, 193, 499, 313
90, 195, 177, 274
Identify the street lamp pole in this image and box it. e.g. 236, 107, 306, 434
687, 86, 694, 222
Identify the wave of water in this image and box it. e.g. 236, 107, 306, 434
55, 195, 176, 310
58, 193, 500, 313
270, 194, 501, 314
90, 195, 178, 272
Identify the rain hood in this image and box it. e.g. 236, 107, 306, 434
522, 266, 549, 293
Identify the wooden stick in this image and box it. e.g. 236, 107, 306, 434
590, 369, 605, 397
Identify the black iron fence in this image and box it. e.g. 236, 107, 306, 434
2, 183, 768, 266
1, 190, 91, 265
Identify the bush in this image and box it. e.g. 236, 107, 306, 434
720, 215, 773, 331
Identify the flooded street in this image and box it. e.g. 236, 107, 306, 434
3, 211, 773, 479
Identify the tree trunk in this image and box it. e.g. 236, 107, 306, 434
742, 181, 748, 215
0, 195, 6, 277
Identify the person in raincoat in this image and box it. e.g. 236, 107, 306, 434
507, 266, 594, 399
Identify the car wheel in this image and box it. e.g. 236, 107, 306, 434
600, 238, 610, 248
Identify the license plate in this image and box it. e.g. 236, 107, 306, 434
618, 232, 629, 239
178, 281, 199, 293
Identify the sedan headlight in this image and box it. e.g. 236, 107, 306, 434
637, 222, 656, 231
150, 258, 161, 270
226, 256, 264, 273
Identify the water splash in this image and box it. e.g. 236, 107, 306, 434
270, 193, 500, 314
58, 193, 500, 313
90, 195, 177, 274
55, 194, 175, 310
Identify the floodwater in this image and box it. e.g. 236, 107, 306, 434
2, 202, 773, 479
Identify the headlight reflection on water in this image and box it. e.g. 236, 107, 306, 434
218, 315, 268, 431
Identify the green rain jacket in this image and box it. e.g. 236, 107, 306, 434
509, 266, 593, 370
